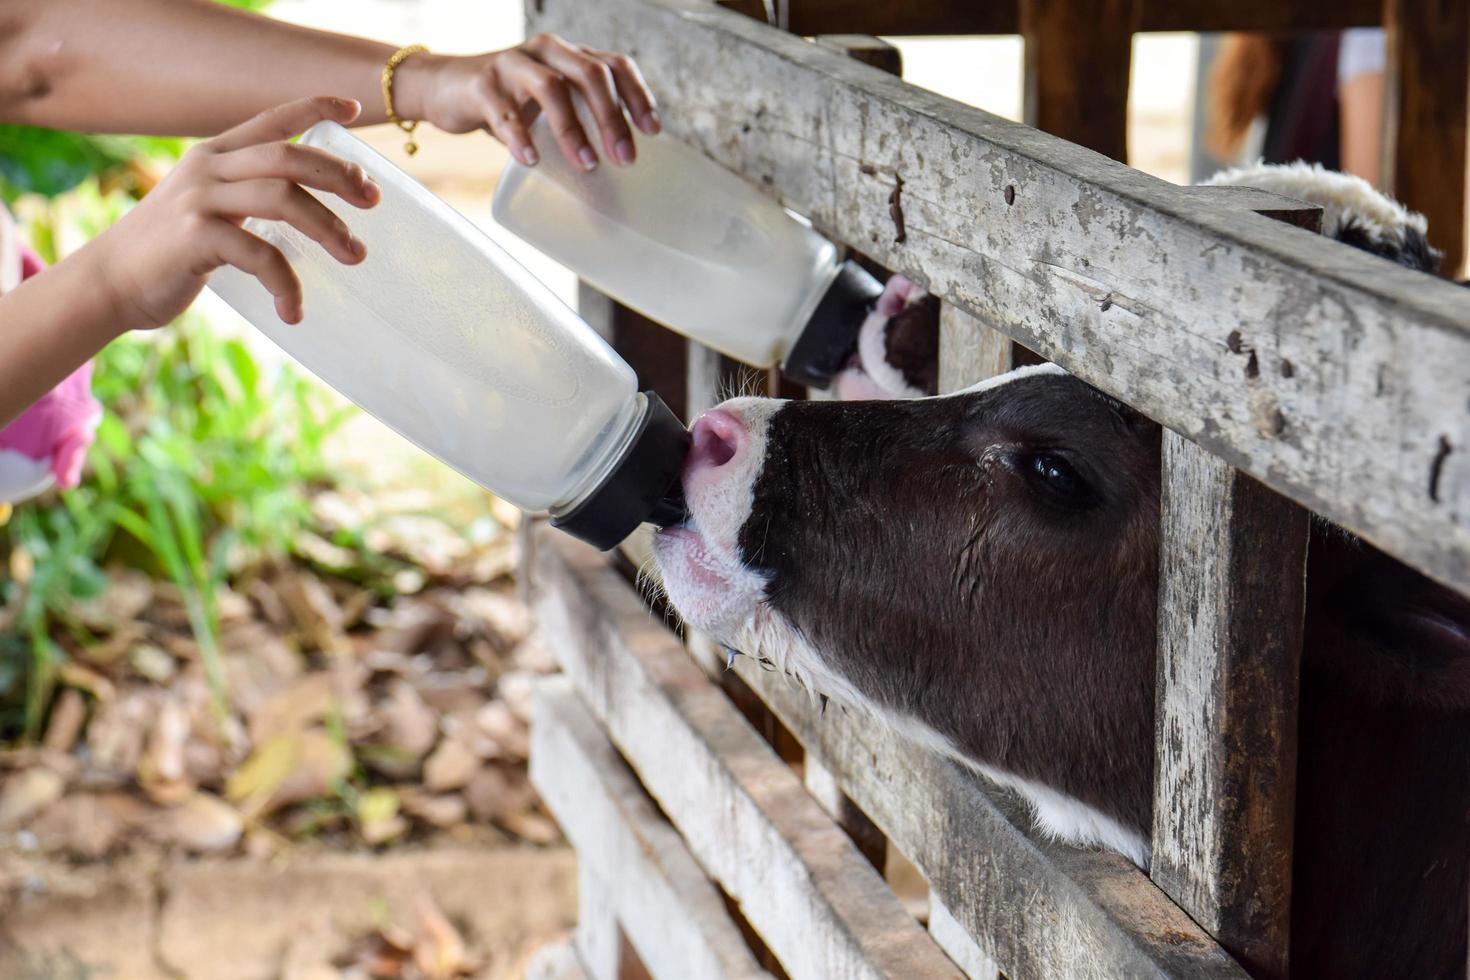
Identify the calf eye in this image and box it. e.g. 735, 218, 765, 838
1020, 452, 1096, 509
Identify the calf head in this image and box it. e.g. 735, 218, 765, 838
655, 365, 1162, 864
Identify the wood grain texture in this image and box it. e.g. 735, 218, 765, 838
1150, 432, 1308, 980
1384, 0, 1470, 276
528, 529, 962, 980
528, 0, 1470, 596
532, 679, 773, 980
1021, 0, 1135, 161
804, 757, 888, 870
938, 304, 1013, 392
928, 900, 1001, 980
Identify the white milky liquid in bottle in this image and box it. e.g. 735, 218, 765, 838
209, 121, 687, 548
492, 108, 880, 386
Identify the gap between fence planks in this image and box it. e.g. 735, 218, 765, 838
526, 526, 964, 980
532, 678, 773, 980
528, 0, 1470, 598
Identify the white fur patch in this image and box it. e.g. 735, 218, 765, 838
653, 397, 781, 636
855, 306, 928, 400
1204, 160, 1428, 245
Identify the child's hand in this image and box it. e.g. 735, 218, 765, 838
95, 96, 380, 331
395, 34, 661, 171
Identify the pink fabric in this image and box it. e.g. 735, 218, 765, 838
0, 241, 102, 489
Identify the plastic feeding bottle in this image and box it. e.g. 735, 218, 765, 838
492, 111, 882, 387
207, 121, 688, 551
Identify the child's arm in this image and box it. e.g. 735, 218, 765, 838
0, 96, 376, 428
0, 0, 658, 170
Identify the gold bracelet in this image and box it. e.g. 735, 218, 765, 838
382, 44, 429, 155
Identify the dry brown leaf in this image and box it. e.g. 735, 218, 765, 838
422, 739, 479, 793
498, 810, 561, 846
28, 793, 129, 859
462, 764, 536, 825
42, 688, 88, 753
378, 599, 458, 657
378, 680, 440, 760
398, 789, 468, 829
247, 577, 294, 631
0, 767, 65, 830
79, 623, 148, 667
512, 635, 557, 674
84, 688, 154, 779
450, 588, 531, 652
357, 786, 407, 846
151, 791, 244, 852
412, 892, 474, 979
415, 672, 489, 716
279, 571, 349, 654
473, 702, 529, 762
495, 671, 538, 725
138, 697, 193, 804
227, 729, 352, 820
58, 661, 115, 702
128, 643, 178, 684
73, 568, 154, 632
215, 586, 254, 625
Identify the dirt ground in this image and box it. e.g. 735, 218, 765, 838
1, 839, 576, 980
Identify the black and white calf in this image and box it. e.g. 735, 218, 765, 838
654, 368, 1470, 978
835, 162, 1448, 401
655, 165, 1468, 976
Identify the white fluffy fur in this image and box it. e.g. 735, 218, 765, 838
1204, 160, 1427, 244
855, 305, 929, 400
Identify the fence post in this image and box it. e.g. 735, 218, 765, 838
1020, 0, 1136, 161
1383, 0, 1470, 276
1150, 437, 1309, 980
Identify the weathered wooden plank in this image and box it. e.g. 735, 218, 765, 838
529, 0, 1470, 596
1383, 0, 1469, 276
804, 756, 887, 870
1020, 0, 1134, 161
528, 529, 963, 980
779, 0, 1380, 36
937, 304, 1012, 392
532, 679, 773, 980
928, 899, 1000, 980
525, 939, 594, 980
576, 863, 625, 980
1186, 186, 1323, 234
721, 647, 1250, 980
532, 528, 1247, 979
1150, 432, 1308, 980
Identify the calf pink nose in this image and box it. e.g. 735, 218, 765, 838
688, 408, 744, 473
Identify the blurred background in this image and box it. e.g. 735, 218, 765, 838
0, 2, 1423, 978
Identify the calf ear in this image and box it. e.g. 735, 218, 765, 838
1310, 528, 1470, 710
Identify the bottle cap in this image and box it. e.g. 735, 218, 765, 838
550, 392, 690, 550
781, 259, 884, 387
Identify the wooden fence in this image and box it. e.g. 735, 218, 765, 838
520, 2, 1470, 978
